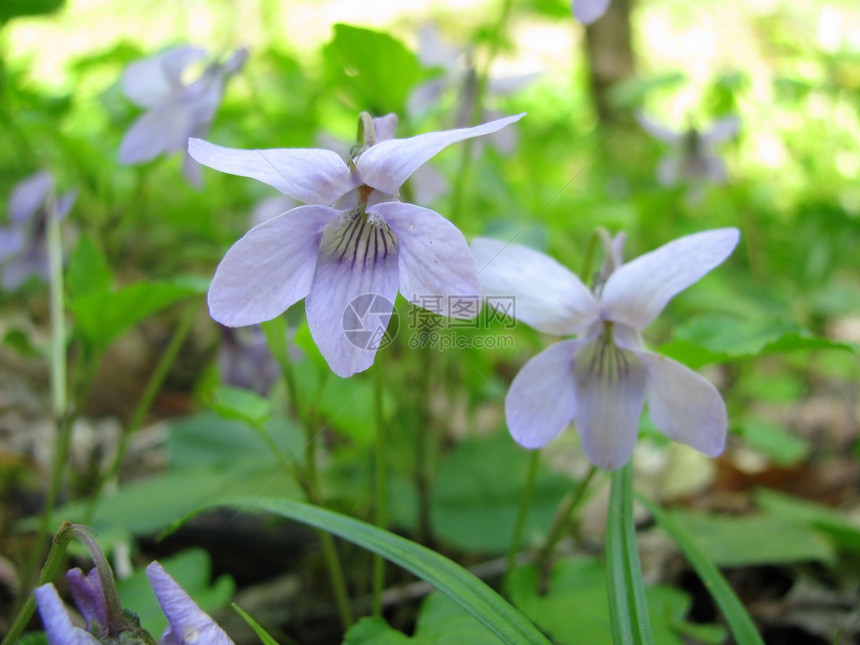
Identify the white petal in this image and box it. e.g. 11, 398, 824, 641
209, 205, 340, 326
356, 113, 525, 196
573, 0, 612, 24
573, 336, 647, 470
635, 112, 682, 145
639, 351, 728, 457
372, 113, 399, 143
506, 340, 582, 448
122, 46, 207, 109
305, 213, 400, 377
471, 238, 598, 335
371, 202, 478, 317
701, 115, 740, 145
601, 228, 740, 329
188, 139, 357, 205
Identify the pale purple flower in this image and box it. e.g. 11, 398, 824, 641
0, 171, 75, 290
573, 0, 612, 24
189, 112, 524, 377
119, 45, 248, 186
34, 562, 233, 644
473, 229, 740, 470
218, 324, 281, 395
637, 113, 740, 193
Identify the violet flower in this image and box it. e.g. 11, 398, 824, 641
573, 0, 612, 24
636, 112, 740, 193
119, 45, 248, 186
0, 171, 75, 290
189, 111, 524, 377
472, 229, 740, 470
34, 562, 233, 644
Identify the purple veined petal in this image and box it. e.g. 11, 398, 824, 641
370, 202, 478, 318
573, 0, 612, 25
638, 351, 728, 457
66, 569, 108, 635
209, 205, 340, 326
701, 115, 740, 145
122, 46, 208, 109
0, 228, 24, 262
305, 212, 400, 377
9, 171, 52, 224
188, 139, 357, 205
635, 112, 682, 145
471, 237, 598, 335
146, 562, 235, 645
356, 113, 526, 196
119, 106, 194, 164
506, 339, 582, 448
601, 228, 741, 330
34, 584, 101, 645
572, 336, 647, 470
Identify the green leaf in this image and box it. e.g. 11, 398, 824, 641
606, 463, 654, 645
233, 603, 281, 645
324, 24, 429, 114
735, 418, 810, 466
213, 498, 552, 645
66, 234, 113, 301
69, 278, 205, 351
208, 385, 272, 427
431, 434, 570, 552
639, 496, 765, 645
117, 549, 234, 639
659, 315, 859, 368
755, 489, 860, 554
343, 617, 416, 645
664, 508, 835, 567
414, 592, 505, 644
0, 0, 65, 21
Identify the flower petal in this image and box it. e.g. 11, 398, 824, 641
370, 202, 478, 317
122, 46, 207, 109
572, 0, 612, 24
573, 336, 647, 470
471, 238, 598, 335
66, 569, 107, 634
209, 205, 340, 326
188, 139, 356, 205
9, 171, 52, 224
119, 106, 194, 164
701, 115, 740, 145
146, 562, 234, 645
601, 228, 740, 330
0, 228, 24, 262
306, 213, 400, 377
506, 339, 582, 448
34, 584, 101, 645
638, 351, 728, 457
356, 113, 525, 196
635, 112, 682, 145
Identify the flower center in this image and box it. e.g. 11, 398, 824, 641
319, 209, 398, 269
576, 322, 633, 384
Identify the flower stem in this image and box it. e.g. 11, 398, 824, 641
504, 450, 541, 589
606, 461, 653, 645
535, 465, 597, 593
371, 375, 387, 616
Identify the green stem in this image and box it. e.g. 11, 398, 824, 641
449, 0, 514, 221
504, 450, 541, 588
372, 375, 387, 616
535, 465, 597, 593
606, 462, 653, 645
85, 302, 198, 518
2, 522, 76, 645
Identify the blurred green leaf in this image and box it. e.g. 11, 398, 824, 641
736, 418, 810, 466
431, 434, 571, 552
208, 385, 272, 427
660, 315, 859, 368
67, 234, 113, 301
0, 0, 65, 21
324, 24, 429, 114
343, 617, 416, 644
